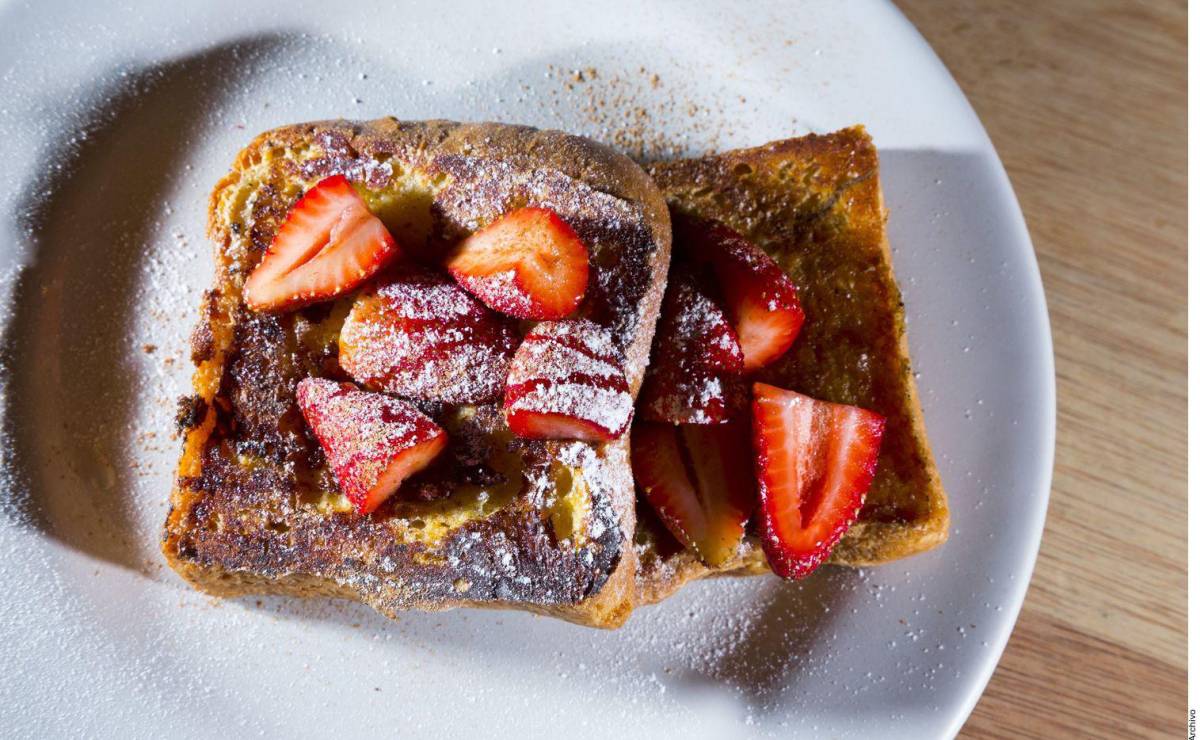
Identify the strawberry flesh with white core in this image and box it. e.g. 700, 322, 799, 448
631, 420, 755, 566
446, 207, 590, 320
751, 382, 885, 579
244, 175, 400, 312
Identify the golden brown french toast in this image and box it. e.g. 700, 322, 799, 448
163, 119, 671, 628
635, 127, 949, 605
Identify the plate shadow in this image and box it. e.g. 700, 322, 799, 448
0, 33, 310, 573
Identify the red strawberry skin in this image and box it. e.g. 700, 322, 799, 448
639, 272, 745, 424
751, 382, 885, 579
339, 271, 518, 404
503, 320, 632, 441
674, 215, 804, 371
446, 207, 590, 320
296, 378, 448, 514
244, 175, 400, 312
631, 420, 754, 566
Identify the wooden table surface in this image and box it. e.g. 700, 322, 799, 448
891, 1, 1187, 736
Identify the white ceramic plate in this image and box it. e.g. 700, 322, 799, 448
0, 1, 1054, 737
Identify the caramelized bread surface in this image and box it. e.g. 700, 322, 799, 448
164, 119, 671, 628
637, 127, 949, 605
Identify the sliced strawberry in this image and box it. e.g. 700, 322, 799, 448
639, 272, 745, 424
296, 378, 447, 514
339, 271, 518, 404
244, 175, 400, 312
631, 420, 755, 567
751, 382, 885, 579
503, 320, 632, 441
446, 207, 589, 320
674, 215, 804, 371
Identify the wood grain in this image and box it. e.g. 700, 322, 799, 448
891, 1, 1187, 736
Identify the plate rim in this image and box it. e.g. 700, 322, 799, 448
881, 2, 1057, 734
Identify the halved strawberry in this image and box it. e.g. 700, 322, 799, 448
674, 215, 804, 371
503, 320, 632, 441
296, 378, 448, 514
244, 175, 400, 312
446, 207, 589, 320
639, 272, 745, 424
339, 271, 518, 404
631, 420, 755, 567
751, 382, 885, 579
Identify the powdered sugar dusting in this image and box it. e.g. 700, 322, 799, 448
302, 130, 397, 188
514, 338, 621, 384
554, 441, 624, 544
340, 272, 517, 403
641, 275, 744, 424
512, 383, 634, 437
671, 279, 744, 371
534, 316, 624, 361
373, 272, 482, 320
506, 320, 633, 436
457, 267, 535, 317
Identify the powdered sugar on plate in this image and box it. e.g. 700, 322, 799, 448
0, 5, 1030, 739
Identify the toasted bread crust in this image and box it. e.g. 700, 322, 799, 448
164, 120, 670, 628
637, 127, 949, 605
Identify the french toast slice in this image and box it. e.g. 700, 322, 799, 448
635, 127, 949, 605
163, 119, 671, 628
